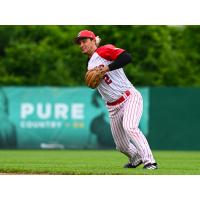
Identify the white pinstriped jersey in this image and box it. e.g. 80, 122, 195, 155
88, 44, 134, 103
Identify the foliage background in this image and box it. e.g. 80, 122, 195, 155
0, 25, 199, 87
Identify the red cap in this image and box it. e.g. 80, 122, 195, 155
75, 30, 96, 43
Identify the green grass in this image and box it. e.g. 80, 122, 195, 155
0, 150, 200, 175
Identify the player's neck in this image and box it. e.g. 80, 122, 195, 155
88, 46, 97, 58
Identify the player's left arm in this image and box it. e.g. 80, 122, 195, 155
85, 46, 132, 89
91, 51, 132, 85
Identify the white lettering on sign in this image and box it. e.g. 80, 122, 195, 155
20, 103, 84, 120
21, 103, 34, 119
55, 103, 68, 119
20, 121, 62, 128
71, 103, 84, 119
38, 103, 51, 119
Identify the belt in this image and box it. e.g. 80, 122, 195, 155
107, 90, 130, 106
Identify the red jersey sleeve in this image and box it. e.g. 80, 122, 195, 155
96, 44, 125, 61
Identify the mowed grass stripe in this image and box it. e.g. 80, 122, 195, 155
0, 150, 200, 175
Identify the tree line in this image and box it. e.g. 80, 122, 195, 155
0, 25, 199, 87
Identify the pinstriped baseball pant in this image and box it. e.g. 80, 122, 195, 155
106, 88, 155, 166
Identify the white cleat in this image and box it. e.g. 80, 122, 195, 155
143, 163, 158, 170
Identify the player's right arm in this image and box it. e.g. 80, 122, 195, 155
96, 44, 132, 72
108, 51, 132, 71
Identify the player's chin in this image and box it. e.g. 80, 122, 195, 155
81, 49, 88, 54
82, 51, 88, 54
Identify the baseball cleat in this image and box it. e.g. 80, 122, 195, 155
143, 163, 158, 170
124, 161, 142, 168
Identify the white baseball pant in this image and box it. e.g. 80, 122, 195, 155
106, 88, 155, 166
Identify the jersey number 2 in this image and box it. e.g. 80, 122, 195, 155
104, 74, 112, 85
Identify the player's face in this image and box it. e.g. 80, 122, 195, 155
78, 38, 96, 56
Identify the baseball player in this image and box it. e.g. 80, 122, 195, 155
75, 30, 158, 169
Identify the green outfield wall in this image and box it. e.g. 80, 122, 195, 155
148, 87, 200, 150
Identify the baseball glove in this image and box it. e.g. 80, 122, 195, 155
85, 65, 108, 89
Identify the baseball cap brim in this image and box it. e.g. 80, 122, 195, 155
74, 37, 92, 44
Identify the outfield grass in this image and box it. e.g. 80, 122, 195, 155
0, 150, 200, 175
